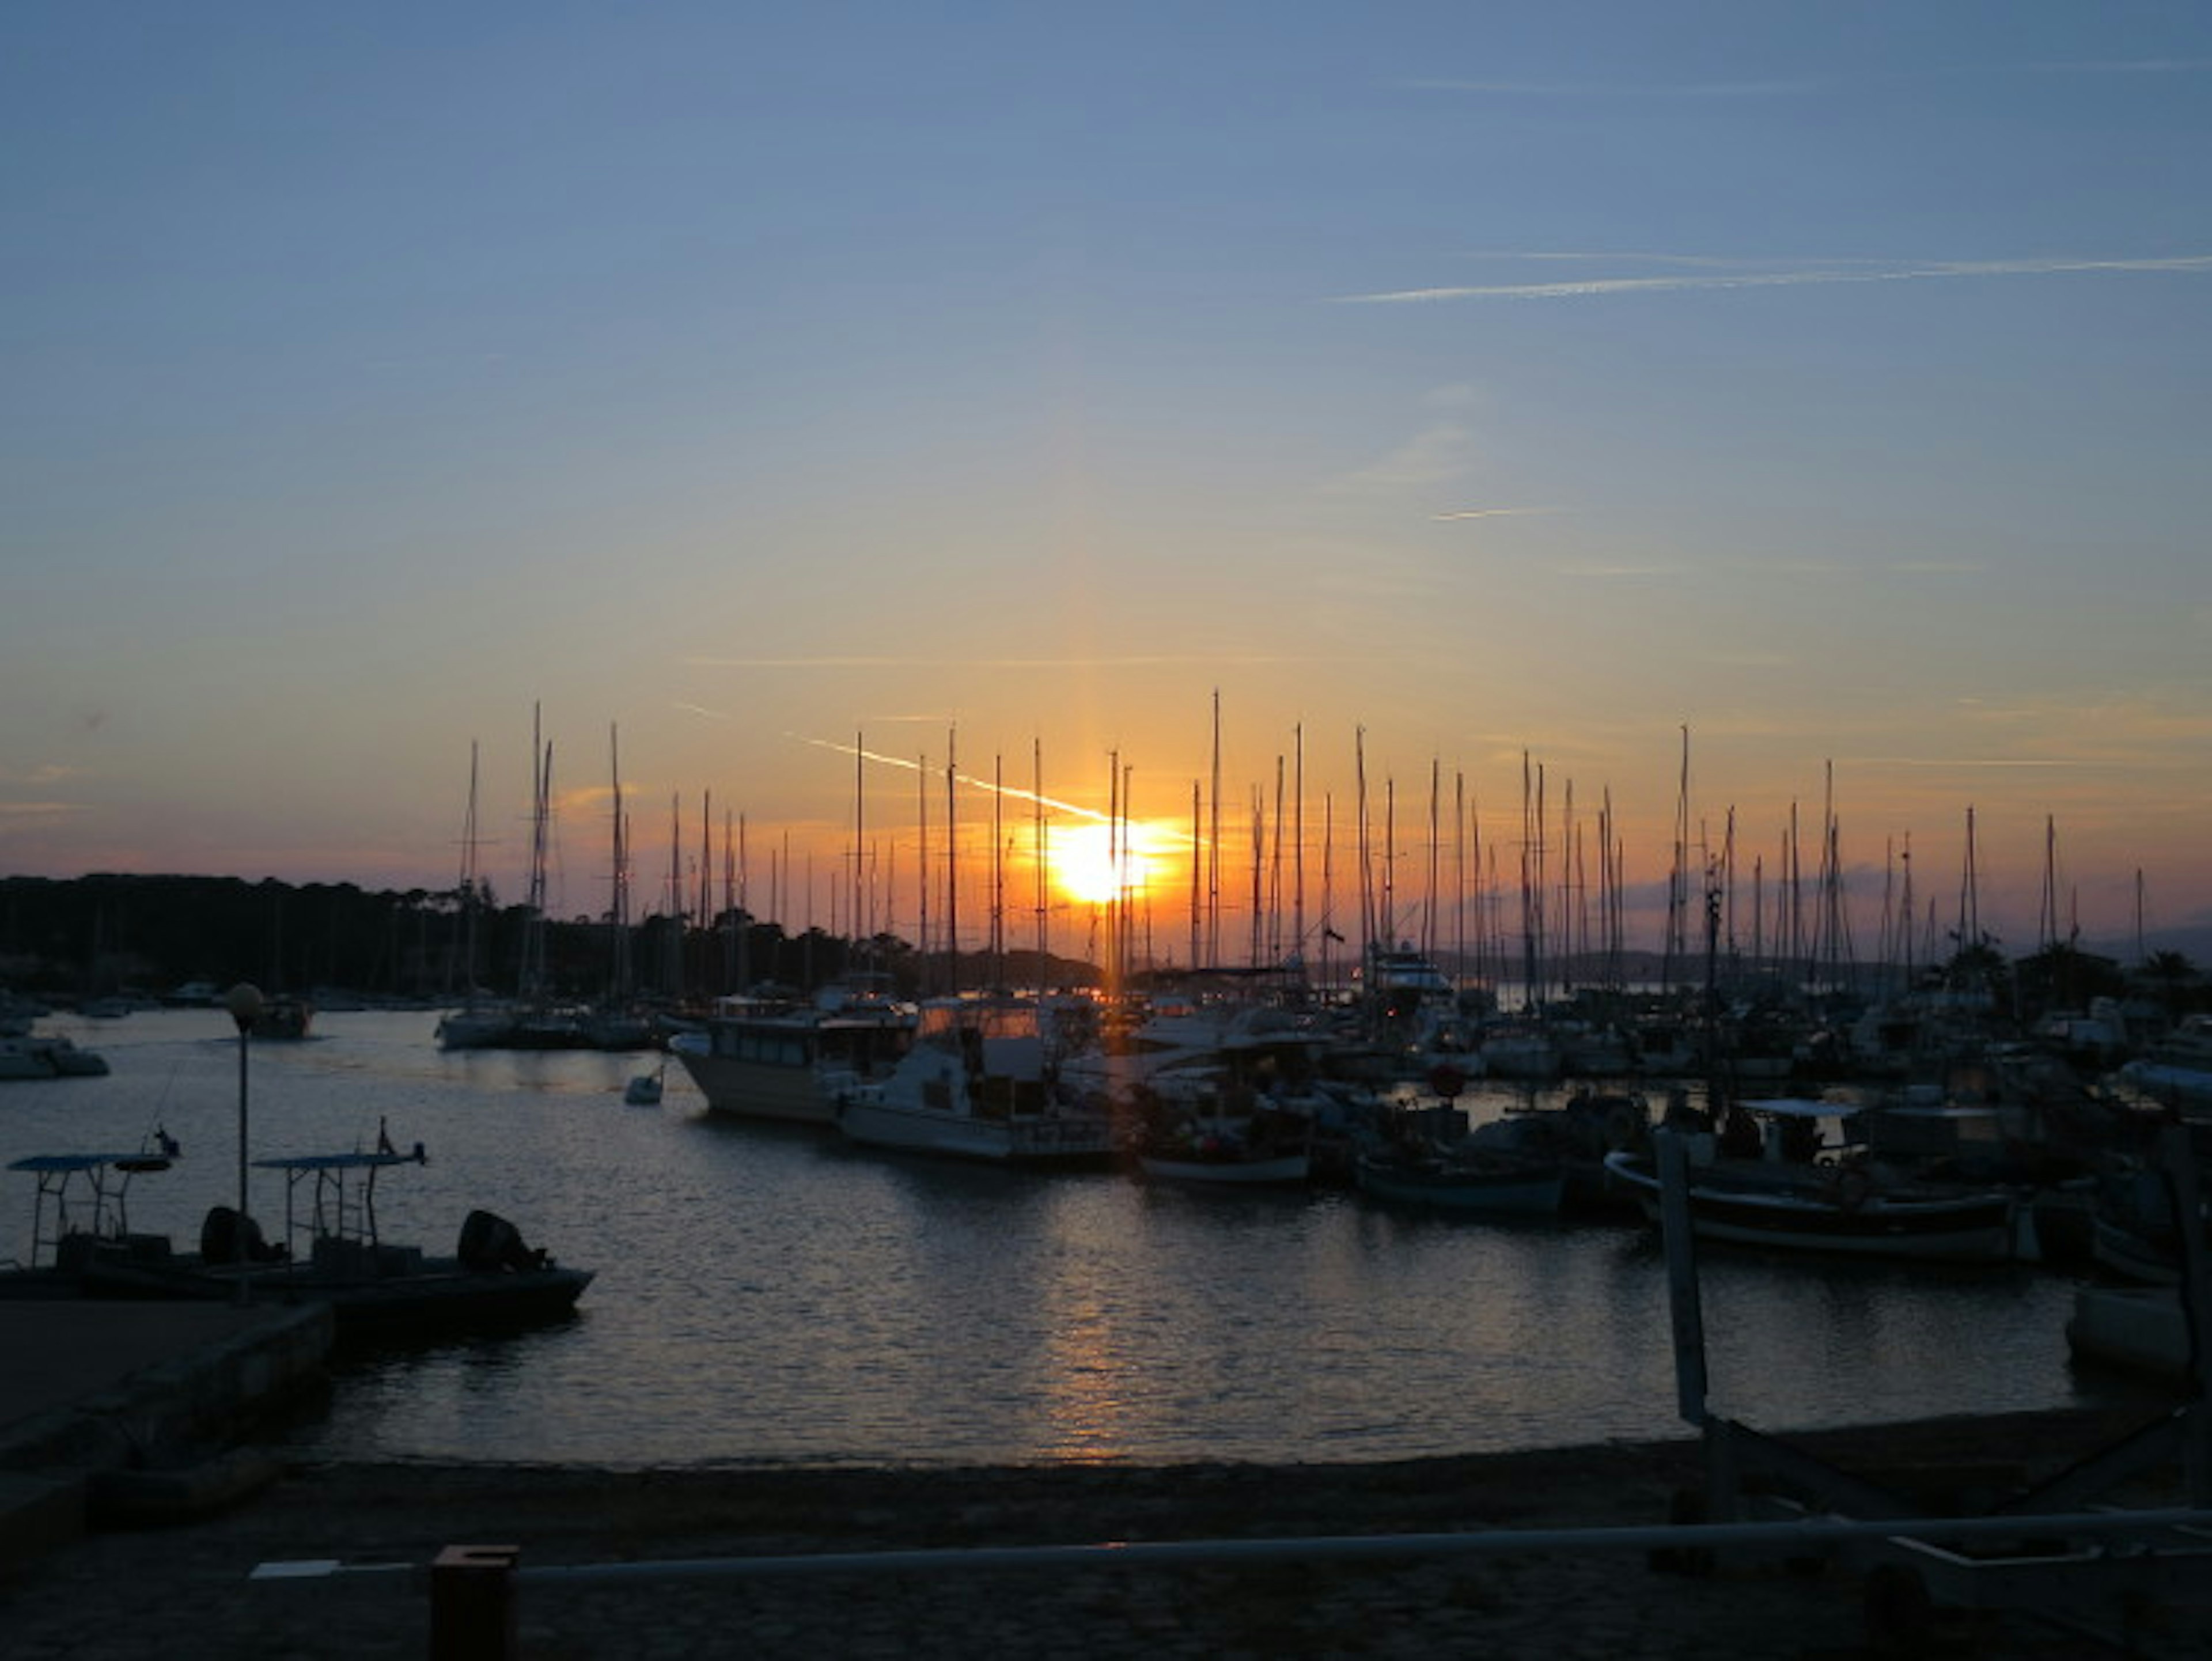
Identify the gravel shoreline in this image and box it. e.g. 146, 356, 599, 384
4, 1406, 2206, 1658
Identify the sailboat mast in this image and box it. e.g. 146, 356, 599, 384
1208, 690, 1222, 966
1033, 737, 1047, 970
1293, 724, 1305, 975
916, 751, 929, 998
944, 727, 958, 995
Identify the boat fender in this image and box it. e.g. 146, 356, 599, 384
1834, 1167, 1873, 1212
1427, 1062, 1467, 1101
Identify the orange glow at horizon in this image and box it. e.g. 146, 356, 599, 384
1047, 820, 1185, 908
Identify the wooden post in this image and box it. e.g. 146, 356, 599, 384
1654, 1129, 1708, 1429
431, 1544, 519, 1660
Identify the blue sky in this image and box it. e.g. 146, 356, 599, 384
5, 3, 2208, 961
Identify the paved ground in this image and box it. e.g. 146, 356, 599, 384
3, 1306, 2208, 1657
5, 1411, 2211, 1658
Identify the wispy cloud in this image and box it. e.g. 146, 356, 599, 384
1431, 506, 1558, 521
0, 763, 85, 786
1556, 562, 1683, 579
1856, 756, 2071, 769
2003, 58, 2212, 76
1340, 253, 2212, 305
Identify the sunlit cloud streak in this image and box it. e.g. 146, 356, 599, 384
687, 654, 1315, 669
1341, 254, 2212, 305
1431, 507, 1558, 521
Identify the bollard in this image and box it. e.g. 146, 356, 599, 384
430, 1543, 520, 1660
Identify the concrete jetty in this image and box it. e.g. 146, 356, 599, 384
0, 1299, 330, 1560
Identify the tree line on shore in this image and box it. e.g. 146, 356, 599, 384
1, 872, 2203, 1028
0, 872, 1099, 1007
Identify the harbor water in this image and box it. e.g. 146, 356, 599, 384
0, 1009, 2156, 1470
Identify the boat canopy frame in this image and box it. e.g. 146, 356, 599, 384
6, 1146, 176, 1269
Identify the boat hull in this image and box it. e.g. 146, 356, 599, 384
1354, 1156, 1565, 1216
1138, 1151, 1310, 1186
75, 1251, 594, 1345
1604, 1152, 2017, 1265
837, 1097, 1119, 1168
671, 1046, 843, 1125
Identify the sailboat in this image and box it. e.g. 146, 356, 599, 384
434, 740, 515, 1051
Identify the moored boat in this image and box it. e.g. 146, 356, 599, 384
669, 979, 915, 1125
250, 993, 315, 1041
836, 996, 1119, 1168
0, 1032, 111, 1080
1354, 1145, 1566, 1216
63, 1133, 593, 1344
1601, 1104, 2021, 1265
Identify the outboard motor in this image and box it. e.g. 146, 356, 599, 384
200, 1205, 283, 1263
457, 1208, 546, 1272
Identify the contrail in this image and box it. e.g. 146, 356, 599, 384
1340, 253, 2212, 305
796, 735, 1205, 845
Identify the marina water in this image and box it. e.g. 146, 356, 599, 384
2, 1009, 2156, 1470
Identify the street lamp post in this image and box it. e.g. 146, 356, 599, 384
225, 982, 264, 1304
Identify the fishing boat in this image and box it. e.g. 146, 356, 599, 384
1134, 1099, 1314, 1187
1354, 1145, 1566, 1216
668, 978, 915, 1125
1601, 1099, 2021, 1265
67, 1132, 593, 1344
836, 996, 1119, 1168
1465, 1088, 1650, 1213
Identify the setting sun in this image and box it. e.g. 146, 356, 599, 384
1047, 820, 1182, 908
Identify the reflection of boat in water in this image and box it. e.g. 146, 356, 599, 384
669, 981, 914, 1126
1602, 1099, 2020, 1264
838, 997, 1119, 1168
56, 1132, 592, 1345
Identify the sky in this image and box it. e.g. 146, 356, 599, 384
4, 2, 2209, 968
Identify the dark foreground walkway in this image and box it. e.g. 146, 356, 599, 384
5, 1410, 2212, 1659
